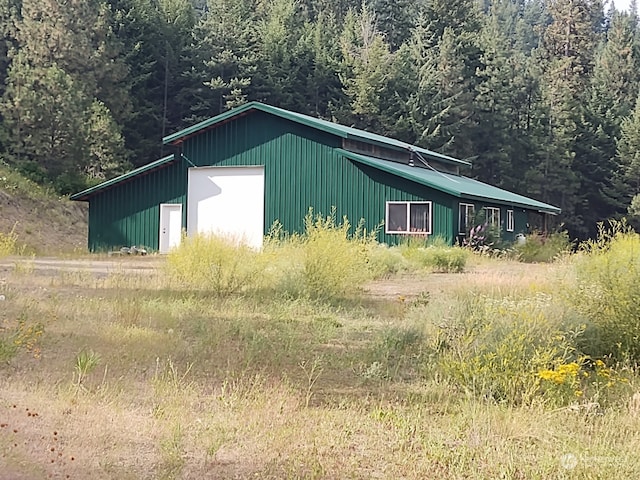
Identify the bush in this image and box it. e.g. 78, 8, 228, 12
514, 231, 572, 263
165, 234, 267, 296
570, 220, 640, 362
400, 237, 468, 273
430, 293, 579, 405
300, 209, 378, 299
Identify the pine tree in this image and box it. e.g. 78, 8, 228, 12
538, 0, 605, 237
407, 1, 484, 160
1, 0, 128, 187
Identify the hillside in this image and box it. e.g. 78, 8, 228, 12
0, 164, 87, 254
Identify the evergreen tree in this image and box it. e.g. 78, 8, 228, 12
538, 0, 604, 236
408, 1, 484, 160
338, 5, 395, 133
192, 0, 258, 115
614, 95, 640, 211
1, 0, 128, 188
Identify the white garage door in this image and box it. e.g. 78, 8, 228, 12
187, 166, 265, 248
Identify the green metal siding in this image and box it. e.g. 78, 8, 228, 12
181, 111, 454, 244
87, 158, 187, 251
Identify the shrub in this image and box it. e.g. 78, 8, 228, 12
366, 244, 411, 277
431, 293, 579, 405
514, 231, 572, 263
165, 234, 267, 296
570, 220, 640, 362
300, 209, 378, 299
400, 237, 468, 273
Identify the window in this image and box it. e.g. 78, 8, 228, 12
506, 210, 514, 232
485, 207, 500, 229
459, 203, 475, 235
386, 201, 432, 234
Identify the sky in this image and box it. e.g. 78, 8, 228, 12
612, 0, 636, 12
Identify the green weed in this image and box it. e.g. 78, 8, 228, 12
165, 234, 267, 296
570, 220, 640, 362
431, 293, 580, 405
400, 236, 469, 273
514, 231, 572, 263
74, 348, 101, 390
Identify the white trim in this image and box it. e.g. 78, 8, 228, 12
506, 209, 514, 232
385, 201, 432, 235
485, 206, 501, 229
458, 202, 475, 235
159, 203, 183, 253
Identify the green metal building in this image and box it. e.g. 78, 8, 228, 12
71, 102, 560, 252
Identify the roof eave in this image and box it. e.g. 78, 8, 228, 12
339, 148, 462, 197
70, 154, 176, 201
459, 193, 561, 215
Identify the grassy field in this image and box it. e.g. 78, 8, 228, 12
1, 248, 640, 479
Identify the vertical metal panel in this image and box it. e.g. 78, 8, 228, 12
86, 158, 187, 251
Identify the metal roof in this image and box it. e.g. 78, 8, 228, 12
70, 154, 176, 201
340, 149, 561, 215
162, 101, 470, 167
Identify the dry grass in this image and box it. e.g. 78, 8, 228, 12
1, 257, 640, 479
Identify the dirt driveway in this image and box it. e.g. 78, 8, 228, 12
0, 255, 164, 277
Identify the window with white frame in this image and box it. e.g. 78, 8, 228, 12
485, 207, 500, 229
506, 209, 514, 232
386, 201, 432, 234
459, 203, 475, 235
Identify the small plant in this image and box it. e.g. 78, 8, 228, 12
0, 315, 44, 363
299, 356, 323, 408
0, 223, 19, 258
74, 349, 101, 390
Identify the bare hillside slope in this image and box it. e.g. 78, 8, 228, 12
0, 164, 87, 254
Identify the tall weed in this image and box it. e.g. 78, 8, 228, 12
300, 209, 378, 299
0, 223, 19, 258
165, 234, 267, 296
430, 293, 579, 405
570, 220, 640, 362
514, 231, 572, 263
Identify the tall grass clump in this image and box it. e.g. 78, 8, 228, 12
165, 234, 266, 295
400, 236, 469, 272
300, 209, 379, 298
570, 220, 640, 362
0, 223, 19, 258
513, 231, 572, 263
428, 292, 580, 405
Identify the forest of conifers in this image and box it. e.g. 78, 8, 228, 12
0, 0, 639, 239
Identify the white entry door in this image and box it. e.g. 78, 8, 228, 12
159, 203, 183, 253
187, 166, 265, 248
